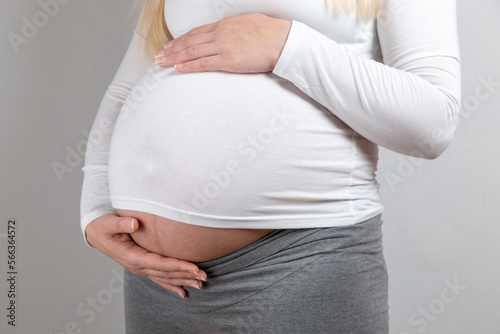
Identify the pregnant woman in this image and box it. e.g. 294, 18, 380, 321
81, 0, 461, 333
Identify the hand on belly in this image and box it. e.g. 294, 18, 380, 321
115, 209, 275, 262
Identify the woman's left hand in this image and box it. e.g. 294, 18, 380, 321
155, 13, 292, 73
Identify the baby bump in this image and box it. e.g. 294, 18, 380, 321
110, 66, 361, 214
108, 66, 373, 259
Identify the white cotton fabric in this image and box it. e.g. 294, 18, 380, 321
80, 0, 461, 242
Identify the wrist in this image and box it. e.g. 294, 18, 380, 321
84, 228, 95, 248
272, 20, 293, 71
84, 220, 100, 249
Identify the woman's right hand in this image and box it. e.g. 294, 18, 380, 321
85, 214, 207, 298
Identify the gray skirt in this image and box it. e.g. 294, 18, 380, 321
124, 214, 389, 334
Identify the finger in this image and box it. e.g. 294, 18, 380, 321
173, 55, 227, 73
139, 251, 205, 274
159, 32, 214, 59
140, 267, 207, 283
86, 215, 138, 250
102, 215, 139, 235
118, 243, 208, 280
150, 276, 203, 290
141, 265, 206, 278
149, 279, 187, 298
158, 42, 219, 68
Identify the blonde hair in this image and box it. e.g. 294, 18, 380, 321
326, 0, 380, 21
135, 0, 170, 58
137, 0, 380, 58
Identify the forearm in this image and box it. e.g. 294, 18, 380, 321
273, 0, 461, 159
80, 93, 123, 241
80, 28, 152, 245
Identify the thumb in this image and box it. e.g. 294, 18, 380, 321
120, 216, 139, 234
104, 215, 139, 234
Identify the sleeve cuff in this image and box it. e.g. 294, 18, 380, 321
273, 20, 306, 79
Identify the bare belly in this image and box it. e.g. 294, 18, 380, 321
116, 209, 275, 262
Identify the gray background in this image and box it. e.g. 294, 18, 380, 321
1, 0, 498, 333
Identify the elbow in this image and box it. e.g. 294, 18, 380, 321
380, 119, 457, 160
398, 56, 462, 160
420, 136, 453, 160
411, 98, 460, 160
409, 126, 455, 160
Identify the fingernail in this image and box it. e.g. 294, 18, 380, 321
130, 220, 136, 232
196, 277, 206, 282
174, 63, 183, 70
156, 57, 167, 65
191, 283, 201, 290
177, 292, 185, 299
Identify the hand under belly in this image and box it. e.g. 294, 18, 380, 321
116, 209, 275, 262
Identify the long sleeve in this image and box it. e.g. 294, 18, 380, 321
272, 0, 461, 159
80, 28, 152, 246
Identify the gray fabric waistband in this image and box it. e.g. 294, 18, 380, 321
195, 214, 382, 277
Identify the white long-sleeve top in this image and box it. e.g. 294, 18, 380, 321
80, 0, 461, 241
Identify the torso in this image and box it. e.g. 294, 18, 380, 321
108, 0, 382, 262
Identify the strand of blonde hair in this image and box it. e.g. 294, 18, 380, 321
326, 0, 380, 21
135, 0, 169, 58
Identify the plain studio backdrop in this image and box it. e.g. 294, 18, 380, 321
0, 1, 498, 333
